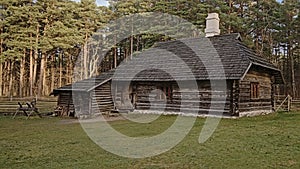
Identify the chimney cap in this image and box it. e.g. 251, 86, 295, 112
206, 13, 220, 20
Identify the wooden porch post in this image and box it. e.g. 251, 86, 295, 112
232, 80, 240, 116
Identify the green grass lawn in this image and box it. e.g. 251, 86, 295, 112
1, 112, 300, 169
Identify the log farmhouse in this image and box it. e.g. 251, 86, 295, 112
51, 13, 284, 117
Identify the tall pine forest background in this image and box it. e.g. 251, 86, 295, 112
0, 0, 299, 98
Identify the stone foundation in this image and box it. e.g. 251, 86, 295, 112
239, 110, 273, 117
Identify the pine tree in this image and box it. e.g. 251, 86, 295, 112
76, 0, 109, 79
278, 0, 300, 97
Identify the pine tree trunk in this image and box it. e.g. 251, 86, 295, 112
3, 61, 8, 96
38, 53, 46, 97
291, 59, 296, 98
51, 57, 55, 93
228, 0, 233, 33
114, 35, 117, 68
0, 62, 2, 96
59, 52, 63, 87
33, 54, 38, 95
68, 54, 73, 83
290, 48, 296, 98
19, 49, 26, 97
33, 25, 39, 94
29, 34, 34, 96
66, 58, 69, 84
0, 36, 3, 96
66, 54, 70, 84
83, 34, 88, 79
43, 56, 48, 95
8, 61, 14, 97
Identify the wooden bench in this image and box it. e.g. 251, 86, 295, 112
13, 101, 42, 119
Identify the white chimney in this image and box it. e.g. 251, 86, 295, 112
205, 13, 220, 37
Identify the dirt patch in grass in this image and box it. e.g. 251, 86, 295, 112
58, 115, 126, 124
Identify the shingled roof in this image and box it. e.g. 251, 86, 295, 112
51, 70, 115, 94
52, 33, 284, 94
113, 33, 284, 84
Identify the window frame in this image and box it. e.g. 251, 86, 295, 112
250, 82, 259, 99
156, 86, 173, 100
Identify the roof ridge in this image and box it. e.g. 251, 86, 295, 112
154, 33, 242, 46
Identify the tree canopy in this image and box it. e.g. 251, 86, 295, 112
0, 0, 299, 97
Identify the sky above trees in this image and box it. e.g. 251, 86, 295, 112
72, 0, 109, 6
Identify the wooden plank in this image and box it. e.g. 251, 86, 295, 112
135, 105, 230, 114
135, 102, 231, 110
90, 81, 114, 113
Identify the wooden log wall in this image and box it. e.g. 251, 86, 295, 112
114, 81, 134, 110
134, 82, 172, 110
57, 92, 75, 114
239, 69, 273, 112
91, 81, 114, 114
72, 92, 90, 115
133, 81, 232, 115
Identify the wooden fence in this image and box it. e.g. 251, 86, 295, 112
0, 97, 57, 116
275, 95, 300, 112
291, 99, 300, 110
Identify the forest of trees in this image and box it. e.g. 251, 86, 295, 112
0, 0, 299, 98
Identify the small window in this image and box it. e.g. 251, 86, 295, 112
167, 86, 172, 99
250, 82, 259, 98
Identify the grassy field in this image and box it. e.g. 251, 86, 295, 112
0, 112, 300, 169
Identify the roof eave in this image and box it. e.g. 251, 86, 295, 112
251, 62, 284, 84
251, 62, 280, 72
53, 89, 88, 93
240, 63, 253, 81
